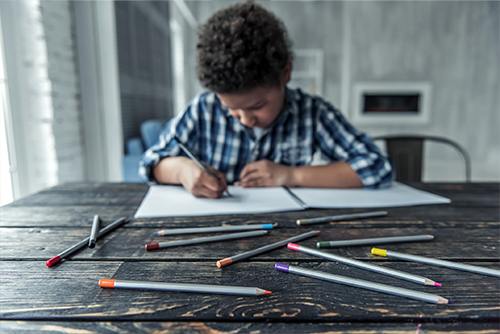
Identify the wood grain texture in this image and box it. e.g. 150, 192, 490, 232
0, 321, 499, 334
1, 261, 499, 321
0, 182, 498, 333
1, 227, 498, 261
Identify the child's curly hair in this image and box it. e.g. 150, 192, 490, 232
196, 2, 293, 94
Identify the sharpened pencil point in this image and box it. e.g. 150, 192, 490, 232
434, 282, 442, 286
154, 232, 158, 235
265, 290, 272, 294
437, 296, 450, 304
448, 300, 454, 304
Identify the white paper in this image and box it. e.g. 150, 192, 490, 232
290, 182, 451, 209
134, 183, 451, 218
134, 185, 304, 218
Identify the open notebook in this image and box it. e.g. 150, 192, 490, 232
134, 182, 450, 218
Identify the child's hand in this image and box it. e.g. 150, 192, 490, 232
235, 159, 293, 188
179, 159, 228, 198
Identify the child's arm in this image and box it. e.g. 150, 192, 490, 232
153, 156, 228, 199
235, 159, 363, 188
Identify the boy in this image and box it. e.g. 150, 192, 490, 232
139, 2, 393, 199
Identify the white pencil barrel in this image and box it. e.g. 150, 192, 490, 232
299, 211, 387, 225
387, 250, 500, 278
288, 266, 441, 304
114, 281, 262, 295
157, 230, 267, 248
297, 246, 427, 285
324, 235, 433, 247
231, 230, 318, 262
159, 224, 268, 235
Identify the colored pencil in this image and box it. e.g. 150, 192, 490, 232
275, 263, 450, 304
297, 211, 387, 225
99, 279, 271, 296
88, 214, 101, 248
372, 248, 500, 278
174, 135, 231, 197
46, 217, 128, 267
216, 230, 320, 268
288, 243, 441, 286
317, 235, 434, 248
155, 223, 276, 236
145, 230, 268, 251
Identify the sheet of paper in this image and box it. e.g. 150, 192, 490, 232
134, 185, 304, 218
290, 182, 451, 209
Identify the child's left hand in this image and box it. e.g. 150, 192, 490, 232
235, 159, 294, 188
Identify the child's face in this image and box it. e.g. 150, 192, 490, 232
217, 85, 285, 129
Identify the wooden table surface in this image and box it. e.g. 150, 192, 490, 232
0, 182, 499, 333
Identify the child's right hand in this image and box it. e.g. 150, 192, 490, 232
179, 159, 228, 199
153, 157, 228, 199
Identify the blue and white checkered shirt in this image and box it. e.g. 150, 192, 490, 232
139, 87, 394, 188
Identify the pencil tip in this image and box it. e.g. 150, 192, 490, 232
434, 282, 442, 286
448, 300, 454, 304
265, 290, 272, 294
153, 232, 158, 235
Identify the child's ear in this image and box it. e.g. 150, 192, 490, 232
282, 61, 292, 84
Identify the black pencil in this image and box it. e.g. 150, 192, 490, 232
88, 214, 101, 248
46, 217, 128, 267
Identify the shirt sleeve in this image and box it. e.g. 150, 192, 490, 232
138, 96, 202, 183
314, 102, 394, 189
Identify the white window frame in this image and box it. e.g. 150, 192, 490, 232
74, 0, 123, 181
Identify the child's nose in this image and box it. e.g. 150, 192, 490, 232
239, 111, 256, 127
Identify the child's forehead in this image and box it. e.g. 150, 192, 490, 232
216, 87, 273, 108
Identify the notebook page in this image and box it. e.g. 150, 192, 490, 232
290, 182, 451, 209
134, 185, 304, 218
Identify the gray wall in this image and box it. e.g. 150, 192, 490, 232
348, 1, 499, 181
174, 0, 499, 182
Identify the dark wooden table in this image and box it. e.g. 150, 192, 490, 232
0, 182, 499, 333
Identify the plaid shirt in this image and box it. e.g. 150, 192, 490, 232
139, 87, 394, 188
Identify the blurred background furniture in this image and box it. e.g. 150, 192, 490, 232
122, 120, 164, 182
373, 135, 471, 183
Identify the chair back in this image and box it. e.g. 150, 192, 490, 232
372, 135, 471, 182
141, 120, 164, 149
